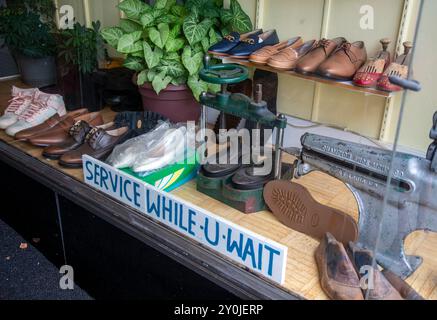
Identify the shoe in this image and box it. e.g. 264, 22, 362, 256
377, 41, 412, 92
264, 180, 358, 244
381, 269, 424, 300
347, 243, 403, 300
6, 91, 66, 137
353, 38, 392, 88
0, 87, 38, 129
15, 108, 89, 141
208, 29, 263, 56
249, 37, 303, 65
295, 37, 347, 74
42, 121, 114, 160
28, 112, 104, 147
59, 126, 131, 168
113, 111, 169, 138
315, 233, 364, 300
266, 40, 317, 70
317, 41, 367, 80
227, 30, 280, 59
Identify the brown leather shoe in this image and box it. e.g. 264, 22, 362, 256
42, 121, 115, 160
14, 108, 88, 141
317, 41, 367, 80
347, 243, 403, 300
59, 126, 130, 168
295, 37, 346, 74
28, 112, 104, 147
381, 269, 424, 300
264, 181, 358, 245
315, 233, 364, 300
267, 40, 317, 70
249, 37, 303, 65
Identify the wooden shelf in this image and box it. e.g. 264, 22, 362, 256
217, 56, 398, 98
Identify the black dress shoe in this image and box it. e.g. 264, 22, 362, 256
227, 30, 280, 59
208, 29, 263, 56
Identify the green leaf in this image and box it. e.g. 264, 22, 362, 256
169, 24, 182, 39
101, 27, 124, 47
140, 12, 155, 27
120, 19, 142, 33
201, 36, 210, 52
164, 52, 181, 61
182, 46, 203, 76
156, 14, 181, 24
165, 37, 185, 52
143, 41, 163, 69
157, 59, 186, 78
154, 0, 170, 10
137, 69, 148, 86
188, 75, 208, 101
171, 5, 188, 17
209, 28, 219, 47
152, 71, 172, 95
123, 56, 145, 71
171, 75, 188, 86
117, 31, 143, 53
183, 15, 213, 46
147, 69, 157, 82
118, 0, 150, 20
131, 50, 144, 57
149, 23, 169, 49
220, 0, 253, 33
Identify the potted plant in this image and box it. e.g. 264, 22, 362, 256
101, 0, 252, 122
0, 1, 57, 87
57, 21, 105, 110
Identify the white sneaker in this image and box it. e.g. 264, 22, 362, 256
0, 86, 38, 129
6, 91, 66, 137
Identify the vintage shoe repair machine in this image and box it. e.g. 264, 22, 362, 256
197, 56, 289, 213
285, 77, 437, 279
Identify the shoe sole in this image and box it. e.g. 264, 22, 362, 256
42, 152, 62, 160
58, 159, 83, 169
208, 51, 229, 57
263, 180, 358, 245
317, 71, 353, 81
228, 55, 250, 59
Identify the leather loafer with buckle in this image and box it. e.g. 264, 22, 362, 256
295, 37, 347, 74
59, 126, 131, 168
15, 108, 89, 141
227, 30, 280, 59
267, 40, 317, 70
28, 112, 104, 147
317, 41, 367, 80
208, 29, 263, 56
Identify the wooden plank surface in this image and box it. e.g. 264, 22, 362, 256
1, 79, 436, 300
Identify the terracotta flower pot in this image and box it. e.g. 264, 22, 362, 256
136, 78, 200, 123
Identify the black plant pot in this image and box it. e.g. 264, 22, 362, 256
15, 53, 57, 88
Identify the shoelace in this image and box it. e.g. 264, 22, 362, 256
224, 34, 236, 42
5, 93, 31, 115
333, 42, 360, 63
18, 100, 48, 122
316, 38, 331, 54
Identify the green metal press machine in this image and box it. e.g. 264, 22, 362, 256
196, 56, 288, 214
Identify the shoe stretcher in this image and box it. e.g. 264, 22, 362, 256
283, 77, 437, 279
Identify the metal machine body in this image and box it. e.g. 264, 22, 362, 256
286, 133, 437, 278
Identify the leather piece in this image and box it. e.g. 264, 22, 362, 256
295, 37, 346, 74
347, 243, 403, 300
227, 30, 280, 58
264, 181, 358, 244
315, 233, 364, 300
59, 126, 130, 167
208, 29, 263, 55
28, 112, 104, 147
267, 40, 317, 70
14, 108, 88, 141
249, 37, 303, 65
317, 41, 367, 80
381, 270, 424, 300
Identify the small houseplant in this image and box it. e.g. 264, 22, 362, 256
0, 2, 57, 87
101, 0, 252, 122
57, 21, 105, 109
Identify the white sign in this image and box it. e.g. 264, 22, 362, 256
83, 156, 288, 284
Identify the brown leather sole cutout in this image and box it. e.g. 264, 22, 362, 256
264, 181, 358, 245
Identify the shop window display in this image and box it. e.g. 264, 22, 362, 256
0, 0, 435, 302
